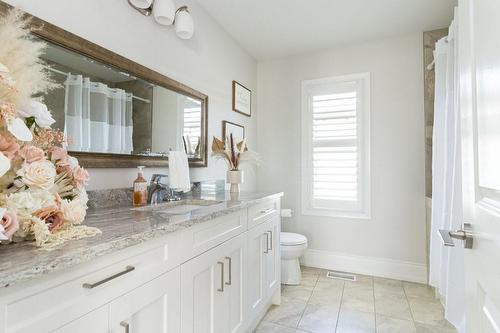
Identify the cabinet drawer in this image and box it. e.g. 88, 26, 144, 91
179, 210, 247, 261
248, 199, 280, 229
4, 241, 176, 333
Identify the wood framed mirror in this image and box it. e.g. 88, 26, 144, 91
0, 2, 208, 168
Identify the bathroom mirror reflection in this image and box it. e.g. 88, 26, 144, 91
38, 40, 204, 164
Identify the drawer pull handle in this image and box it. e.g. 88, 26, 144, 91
267, 231, 273, 251
225, 256, 232, 286
82, 266, 135, 289
120, 321, 130, 333
260, 208, 274, 215
217, 261, 224, 292
264, 232, 269, 253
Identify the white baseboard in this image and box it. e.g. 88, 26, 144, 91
301, 249, 428, 283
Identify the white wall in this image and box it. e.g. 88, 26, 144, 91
257, 34, 427, 282
4, 0, 258, 190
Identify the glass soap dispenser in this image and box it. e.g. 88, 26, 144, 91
133, 166, 148, 206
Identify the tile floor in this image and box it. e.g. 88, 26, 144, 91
256, 266, 458, 333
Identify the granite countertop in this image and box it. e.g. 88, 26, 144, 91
0, 191, 283, 289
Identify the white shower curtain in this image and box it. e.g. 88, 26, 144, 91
64, 75, 133, 154
64, 74, 84, 151
429, 12, 465, 333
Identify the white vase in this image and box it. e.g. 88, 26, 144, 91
227, 170, 243, 193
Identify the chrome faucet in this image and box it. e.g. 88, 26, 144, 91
148, 174, 181, 204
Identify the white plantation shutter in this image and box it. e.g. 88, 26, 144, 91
302, 73, 370, 218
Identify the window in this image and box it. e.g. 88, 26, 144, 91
301, 73, 370, 218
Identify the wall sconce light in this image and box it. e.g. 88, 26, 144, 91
128, 0, 194, 39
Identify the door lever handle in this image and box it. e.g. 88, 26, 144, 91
438, 223, 473, 249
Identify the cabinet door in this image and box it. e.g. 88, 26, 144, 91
245, 222, 269, 319
264, 216, 280, 296
180, 238, 229, 333
180, 234, 245, 333
109, 267, 181, 333
52, 305, 109, 333
225, 237, 245, 333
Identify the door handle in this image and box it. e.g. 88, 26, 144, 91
260, 208, 274, 215
264, 232, 269, 253
82, 266, 135, 289
225, 256, 232, 286
267, 231, 273, 251
217, 261, 224, 292
120, 321, 130, 333
438, 223, 473, 249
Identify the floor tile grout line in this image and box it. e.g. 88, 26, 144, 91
402, 282, 418, 329
333, 279, 345, 333
372, 277, 378, 333
295, 271, 320, 330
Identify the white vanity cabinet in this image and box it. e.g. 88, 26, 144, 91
0, 196, 282, 333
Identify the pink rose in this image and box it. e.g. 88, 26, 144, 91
1, 211, 19, 239
73, 166, 89, 188
51, 147, 68, 165
56, 164, 72, 175
20, 145, 45, 163
34, 206, 64, 233
0, 133, 19, 159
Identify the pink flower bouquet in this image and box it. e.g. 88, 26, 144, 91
0, 9, 99, 247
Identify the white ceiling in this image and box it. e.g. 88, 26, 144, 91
195, 0, 457, 60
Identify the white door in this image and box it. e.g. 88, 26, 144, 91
246, 222, 268, 318
264, 216, 280, 296
109, 267, 181, 333
459, 0, 500, 331
53, 305, 109, 333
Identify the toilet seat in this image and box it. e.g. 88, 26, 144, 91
280, 232, 307, 246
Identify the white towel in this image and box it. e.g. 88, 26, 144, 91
168, 151, 190, 191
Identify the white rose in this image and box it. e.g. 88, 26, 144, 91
0, 152, 10, 177
18, 100, 55, 128
6, 191, 43, 214
30, 189, 58, 207
61, 199, 87, 225
75, 188, 89, 205
17, 160, 56, 189
67, 156, 79, 170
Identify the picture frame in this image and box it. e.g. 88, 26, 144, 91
222, 121, 245, 142
232, 80, 252, 117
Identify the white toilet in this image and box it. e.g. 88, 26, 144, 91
280, 232, 308, 285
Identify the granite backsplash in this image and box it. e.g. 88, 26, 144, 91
87, 180, 226, 209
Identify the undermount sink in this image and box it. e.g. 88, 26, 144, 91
131, 199, 222, 215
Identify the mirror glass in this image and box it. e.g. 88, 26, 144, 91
39, 41, 203, 160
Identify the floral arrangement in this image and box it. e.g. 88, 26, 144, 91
0, 9, 99, 247
211, 134, 261, 171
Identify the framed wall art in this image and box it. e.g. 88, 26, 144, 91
222, 121, 245, 142
232, 80, 251, 116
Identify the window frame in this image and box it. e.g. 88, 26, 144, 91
301, 72, 371, 218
